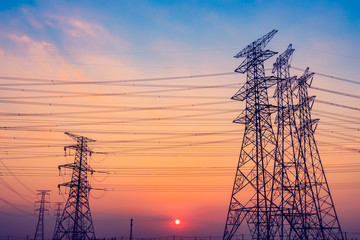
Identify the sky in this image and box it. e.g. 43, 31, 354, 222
0, 0, 359, 239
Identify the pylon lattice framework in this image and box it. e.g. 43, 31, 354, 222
223, 29, 279, 240
271, 44, 305, 239
223, 30, 343, 240
294, 68, 343, 239
53, 202, 64, 239
53, 132, 96, 240
34, 190, 50, 240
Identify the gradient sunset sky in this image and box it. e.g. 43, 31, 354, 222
0, 0, 359, 239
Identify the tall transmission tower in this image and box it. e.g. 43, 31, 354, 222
223, 29, 279, 240
294, 68, 344, 239
34, 190, 50, 240
223, 31, 344, 240
53, 132, 96, 240
271, 44, 304, 239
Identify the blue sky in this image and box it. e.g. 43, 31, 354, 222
0, 0, 358, 84
1, 1, 359, 75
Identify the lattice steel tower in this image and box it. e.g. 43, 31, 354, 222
271, 44, 304, 239
223, 30, 279, 240
53, 132, 96, 240
223, 31, 344, 239
293, 68, 344, 239
53, 202, 64, 239
272, 46, 344, 239
34, 190, 50, 240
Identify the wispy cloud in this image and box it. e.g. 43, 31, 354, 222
46, 14, 102, 39
21, 7, 44, 30
7, 33, 55, 54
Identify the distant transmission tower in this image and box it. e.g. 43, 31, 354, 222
223, 30, 279, 240
53, 202, 64, 239
34, 190, 50, 240
53, 132, 96, 240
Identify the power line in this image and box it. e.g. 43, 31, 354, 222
310, 86, 360, 99
0, 72, 237, 86
291, 66, 360, 85
0, 197, 33, 215
316, 99, 360, 111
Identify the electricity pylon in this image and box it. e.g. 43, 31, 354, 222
293, 68, 344, 239
223, 30, 279, 240
53, 202, 64, 239
53, 132, 96, 240
271, 44, 304, 239
223, 31, 344, 239
34, 190, 50, 240
272, 46, 344, 239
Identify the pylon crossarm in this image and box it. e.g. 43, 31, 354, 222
65, 132, 95, 143
235, 50, 277, 73
234, 29, 278, 58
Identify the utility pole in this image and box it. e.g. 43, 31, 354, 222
223, 30, 278, 240
129, 218, 133, 240
34, 190, 50, 240
53, 132, 96, 240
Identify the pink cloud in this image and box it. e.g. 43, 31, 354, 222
68, 19, 96, 36
45, 14, 103, 39
22, 7, 44, 30
7, 34, 55, 54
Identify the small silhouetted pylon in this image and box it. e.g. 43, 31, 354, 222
53, 202, 64, 239
34, 190, 50, 240
53, 132, 96, 240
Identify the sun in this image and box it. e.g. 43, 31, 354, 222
174, 219, 181, 225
